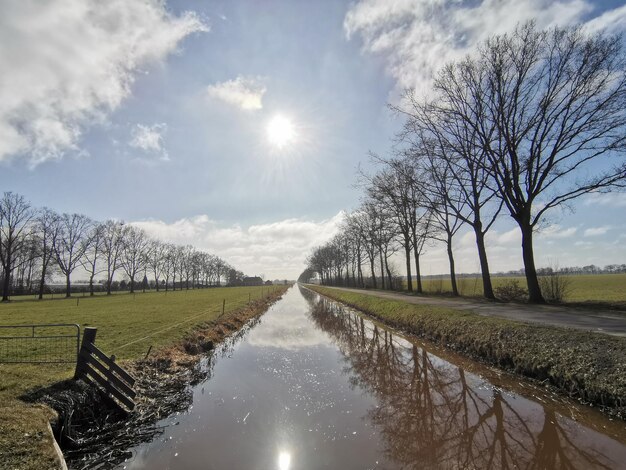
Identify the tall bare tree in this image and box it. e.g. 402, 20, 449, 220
102, 220, 127, 295
35, 208, 60, 299
422, 155, 465, 296
120, 226, 150, 294
400, 95, 502, 299
53, 213, 92, 297
147, 239, 167, 291
0, 192, 36, 301
433, 23, 626, 302
80, 222, 106, 296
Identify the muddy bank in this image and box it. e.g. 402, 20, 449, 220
27, 289, 287, 470
307, 285, 626, 420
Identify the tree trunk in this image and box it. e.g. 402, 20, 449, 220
38, 264, 47, 300
379, 250, 385, 289
412, 244, 423, 293
1, 269, 10, 301
385, 255, 393, 289
130, 277, 135, 294
369, 258, 377, 288
474, 227, 495, 299
519, 221, 545, 303
446, 235, 458, 296
89, 275, 95, 296
404, 242, 413, 292
65, 273, 71, 298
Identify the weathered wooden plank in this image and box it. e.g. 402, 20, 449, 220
82, 353, 137, 399
82, 363, 135, 410
84, 342, 135, 386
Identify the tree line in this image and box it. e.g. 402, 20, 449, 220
302, 23, 626, 303
0, 191, 240, 301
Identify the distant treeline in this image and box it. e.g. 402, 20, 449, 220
301, 23, 626, 304
0, 191, 250, 301
420, 265, 626, 280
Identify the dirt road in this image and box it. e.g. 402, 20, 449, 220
323, 286, 626, 337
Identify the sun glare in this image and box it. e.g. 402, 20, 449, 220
278, 451, 291, 470
267, 115, 296, 149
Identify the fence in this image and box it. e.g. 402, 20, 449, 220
0, 324, 80, 364
74, 328, 136, 412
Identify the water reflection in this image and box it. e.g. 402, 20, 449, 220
302, 287, 626, 470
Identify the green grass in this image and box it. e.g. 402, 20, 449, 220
410, 273, 626, 307
0, 285, 286, 469
309, 285, 626, 419
0, 286, 280, 400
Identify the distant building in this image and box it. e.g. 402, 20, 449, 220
264, 280, 273, 285
242, 276, 263, 286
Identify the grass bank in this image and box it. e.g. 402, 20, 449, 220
308, 285, 626, 419
0, 285, 288, 470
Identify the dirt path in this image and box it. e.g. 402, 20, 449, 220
323, 286, 626, 337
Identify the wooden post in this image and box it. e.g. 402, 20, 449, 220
222, 299, 225, 315
75, 327, 97, 379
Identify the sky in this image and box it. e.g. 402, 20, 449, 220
1, 0, 625, 280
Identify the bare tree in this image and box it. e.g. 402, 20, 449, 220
400, 94, 502, 299
364, 156, 416, 291
0, 192, 36, 301
349, 206, 381, 288
120, 226, 150, 294
422, 154, 465, 296
162, 243, 176, 291
80, 222, 106, 296
147, 239, 167, 291
102, 220, 126, 295
35, 208, 60, 299
432, 23, 626, 302
53, 213, 92, 297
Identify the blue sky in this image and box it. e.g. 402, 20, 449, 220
1, 0, 625, 279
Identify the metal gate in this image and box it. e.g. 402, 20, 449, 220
0, 324, 80, 364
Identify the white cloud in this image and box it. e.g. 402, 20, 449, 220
344, 0, 618, 95
130, 212, 343, 279
538, 224, 578, 239
206, 76, 266, 110
583, 192, 626, 208
584, 4, 626, 34
584, 226, 611, 237
0, 0, 207, 167
129, 123, 168, 160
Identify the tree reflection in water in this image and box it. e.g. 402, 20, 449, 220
301, 288, 625, 470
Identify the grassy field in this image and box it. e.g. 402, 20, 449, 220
412, 273, 626, 306
0, 285, 287, 469
0, 285, 282, 400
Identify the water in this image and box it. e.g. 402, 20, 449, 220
117, 285, 626, 470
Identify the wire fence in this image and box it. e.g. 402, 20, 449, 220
0, 324, 80, 364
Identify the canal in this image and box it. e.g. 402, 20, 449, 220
117, 285, 626, 469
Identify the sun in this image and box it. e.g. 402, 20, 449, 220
267, 115, 296, 148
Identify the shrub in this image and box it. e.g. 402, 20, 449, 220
539, 270, 572, 302
494, 279, 528, 301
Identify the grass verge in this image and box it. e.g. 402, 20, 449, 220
308, 285, 626, 419
0, 285, 288, 470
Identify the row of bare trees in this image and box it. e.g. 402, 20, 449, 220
303, 23, 626, 303
0, 191, 235, 301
